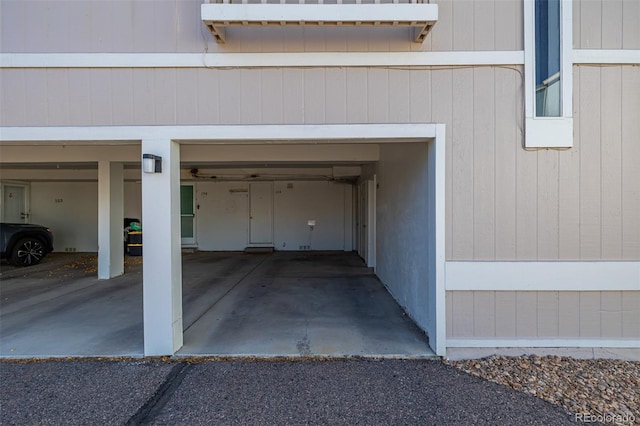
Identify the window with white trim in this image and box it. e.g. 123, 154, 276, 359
535, 0, 561, 117
524, 0, 573, 147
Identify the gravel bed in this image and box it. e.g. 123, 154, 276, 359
446, 355, 639, 425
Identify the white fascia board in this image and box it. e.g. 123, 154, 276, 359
445, 261, 640, 291
0, 51, 524, 69
446, 339, 640, 349
201, 3, 437, 25
573, 49, 640, 64
0, 124, 437, 144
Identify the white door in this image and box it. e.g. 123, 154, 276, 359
2, 184, 29, 223
249, 182, 273, 245
180, 185, 196, 246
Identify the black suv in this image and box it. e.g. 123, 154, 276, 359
0, 223, 54, 267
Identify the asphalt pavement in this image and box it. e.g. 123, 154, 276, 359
0, 358, 578, 425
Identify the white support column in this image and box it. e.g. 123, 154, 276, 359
141, 139, 183, 356
98, 161, 124, 279
428, 125, 446, 357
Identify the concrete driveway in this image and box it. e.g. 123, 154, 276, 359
0, 252, 433, 358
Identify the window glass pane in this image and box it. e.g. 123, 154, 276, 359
180, 185, 194, 214
180, 186, 194, 239
181, 216, 194, 238
535, 0, 561, 117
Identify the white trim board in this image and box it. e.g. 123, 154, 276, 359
2, 50, 636, 69
446, 339, 640, 349
445, 261, 640, 291
0, 124, 436, 144
0, 51, 524, 69
573, 49, 640, 65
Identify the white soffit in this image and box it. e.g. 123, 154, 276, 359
201, 3, 438, 43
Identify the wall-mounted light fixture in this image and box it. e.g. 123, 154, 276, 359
142, 154, 162, 174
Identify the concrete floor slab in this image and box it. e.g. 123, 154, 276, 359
1, 252, 433, 358
1, 254, 144, 357
179, 252, 433, 357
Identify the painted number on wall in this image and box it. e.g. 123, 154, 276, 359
55, 198, 63, 203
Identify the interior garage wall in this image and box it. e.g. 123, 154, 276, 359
124, 182, 142, 221
195, 180, 351, 251
30, 182, 98, 252
27, 181, 140, 253
375, 143, 430, 333
274, 181, 350, 251
195, 181, 249, 251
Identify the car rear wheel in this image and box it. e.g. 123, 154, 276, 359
10, 237, 46, 267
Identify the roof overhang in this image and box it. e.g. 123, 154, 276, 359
201, 3, 438, 44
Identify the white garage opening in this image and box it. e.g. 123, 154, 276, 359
139, 123, 446, 356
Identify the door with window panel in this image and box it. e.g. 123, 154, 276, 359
180, 185, 196, 245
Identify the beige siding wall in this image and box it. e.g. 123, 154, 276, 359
446, 290, 640, 339
573, 66, 640, 260
426, 0, 523, 51
574, 0, 640, 49
0, 0, 523, 53
5, 0, 640, 52
2, 65, 639, 261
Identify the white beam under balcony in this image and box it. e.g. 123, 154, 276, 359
201, 3, 438, 43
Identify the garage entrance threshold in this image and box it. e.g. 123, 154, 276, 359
1, 252, 434, 359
